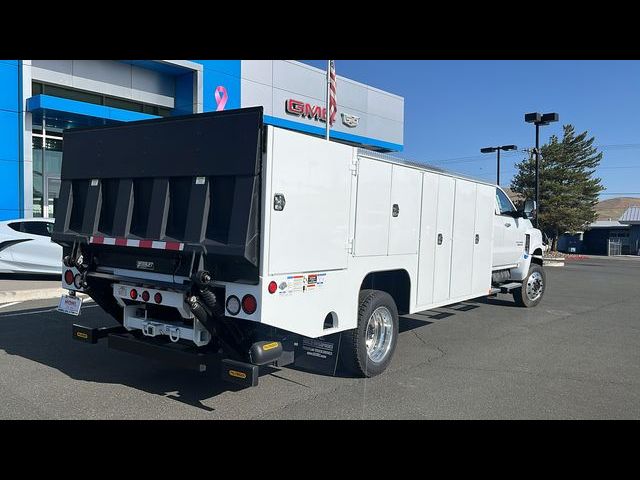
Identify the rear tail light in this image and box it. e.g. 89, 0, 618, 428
226, 295, 241, 315
268, 281, 277, 294
154, 292, 162, 304
73, 274, 83, 289
141, 291, 150, 302
129, 288, 138, 300
241, 294, 257, 315
64, 269, 74, 285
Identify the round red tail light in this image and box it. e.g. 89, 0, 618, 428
129, 288, 138, 300
141, 291, 150, 302
241, 294, 257, 315
64, 269, 74, 285
154, 292, 162, 304
268, 281, 277, 294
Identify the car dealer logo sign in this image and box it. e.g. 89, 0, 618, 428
341, 112, 360, 128
285, 98, 359, 128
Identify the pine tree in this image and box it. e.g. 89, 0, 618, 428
511, 125, 604, 250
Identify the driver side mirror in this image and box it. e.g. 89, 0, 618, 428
522, 198, 537, 220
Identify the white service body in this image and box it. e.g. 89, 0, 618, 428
214, 126, 544, 339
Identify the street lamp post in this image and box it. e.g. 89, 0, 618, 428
524, 112, 559, 227
480, 145, 518, 185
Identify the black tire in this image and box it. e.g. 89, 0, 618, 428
340, 289, 399, 377
513, 263, 546, 307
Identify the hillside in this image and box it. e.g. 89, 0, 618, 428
498, 191, 639, 222
595, 197, 640, 221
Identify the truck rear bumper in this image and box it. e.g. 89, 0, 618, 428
107, 333, 260, 387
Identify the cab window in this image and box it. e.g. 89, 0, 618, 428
495, 188, 516, 215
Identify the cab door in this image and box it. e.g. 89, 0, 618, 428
493, 188, 525, 267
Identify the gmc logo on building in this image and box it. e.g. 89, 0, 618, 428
285, 99, 334, 125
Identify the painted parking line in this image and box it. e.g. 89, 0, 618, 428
0, 303, 100, 318
0, 302, 21, 309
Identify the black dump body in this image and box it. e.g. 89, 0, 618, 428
52, 107, 264, 283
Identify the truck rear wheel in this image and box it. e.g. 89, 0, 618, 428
340, 289, 398, 378
513, 263, 546, 307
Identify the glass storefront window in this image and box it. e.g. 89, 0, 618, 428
32, 136, 44, 218
32, 124, 63, 218
32, 81, 172, 117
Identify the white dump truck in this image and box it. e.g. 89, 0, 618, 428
53, 107, 545, 386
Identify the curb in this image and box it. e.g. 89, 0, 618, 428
0, 288, 88, 304
543, 257, 565, 267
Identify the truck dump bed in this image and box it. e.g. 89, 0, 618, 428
52, 107, 264, 283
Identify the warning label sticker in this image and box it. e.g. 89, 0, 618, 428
278, 273, 326, 296
301, 337, 335, 359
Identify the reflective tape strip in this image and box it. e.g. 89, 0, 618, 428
165, 242, 182, 251
89, 236, 184, 251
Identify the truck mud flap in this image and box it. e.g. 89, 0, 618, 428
292, 332, 342, 376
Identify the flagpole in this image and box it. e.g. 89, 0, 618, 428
326, 60, 331, 140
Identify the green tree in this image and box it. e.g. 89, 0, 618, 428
511, 124, 604, 250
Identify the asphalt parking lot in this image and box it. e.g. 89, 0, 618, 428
1, 256, 639, 419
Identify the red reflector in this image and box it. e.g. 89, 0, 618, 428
268, 281, 277, 294
141, 291, 150, 302
129, 289, 138, 300
64, 269, 74, 285
242, 294, 257, 315
154, 292, 162, 304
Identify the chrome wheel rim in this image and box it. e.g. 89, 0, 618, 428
365, 306, 394, 363
526, 271, 544, 301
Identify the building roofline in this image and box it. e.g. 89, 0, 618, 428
290, 61, 404, 100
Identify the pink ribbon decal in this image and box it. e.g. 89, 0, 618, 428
215, 86, 228, 111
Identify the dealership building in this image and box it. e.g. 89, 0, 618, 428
0, 60, 404, 221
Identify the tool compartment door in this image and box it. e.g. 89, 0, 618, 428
353, 157, 393, 256
471, 183, 495, 295
388, 165, 422, 255
449, 179, 477, 299
268, 128, 352, 274
417, 171, 439, 306
432, 175, 455, 303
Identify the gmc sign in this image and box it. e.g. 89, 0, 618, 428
285, 99, 334, 126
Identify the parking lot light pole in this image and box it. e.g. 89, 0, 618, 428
524, 112, 559, 227
480, 145, 518, 185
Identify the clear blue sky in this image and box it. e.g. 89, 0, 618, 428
301, 60, 640, 198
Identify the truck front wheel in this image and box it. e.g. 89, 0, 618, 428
340, 289, 399, 377
513, 263, 546, 307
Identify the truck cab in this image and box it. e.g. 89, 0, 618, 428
492, 186, 545, 305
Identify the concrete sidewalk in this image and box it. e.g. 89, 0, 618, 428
0, 274, 64, 303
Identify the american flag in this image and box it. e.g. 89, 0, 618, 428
328, 60, 337, 126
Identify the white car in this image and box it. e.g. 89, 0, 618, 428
0, 218, 62, 274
